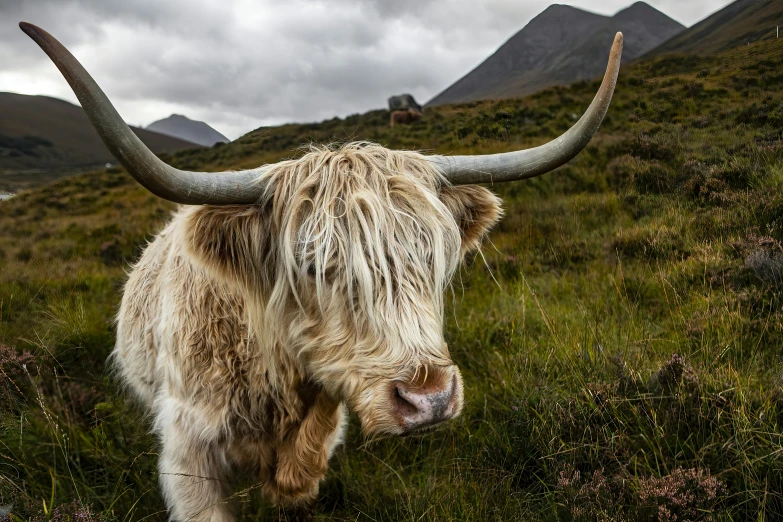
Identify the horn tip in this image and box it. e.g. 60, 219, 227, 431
614, 32, 624, 46
19, 22, 42, 39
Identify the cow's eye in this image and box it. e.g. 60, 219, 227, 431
307, 263, 317, 277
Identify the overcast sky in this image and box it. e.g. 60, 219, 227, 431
1, 0, 733, 140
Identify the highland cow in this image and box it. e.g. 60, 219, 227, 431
21, 22, 623, 521
390, 108, 423, 127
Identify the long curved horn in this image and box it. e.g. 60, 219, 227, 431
19, 22, 267, 205
430, 32, 623, 185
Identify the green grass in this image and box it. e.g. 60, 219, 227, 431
3, 40, 783, 520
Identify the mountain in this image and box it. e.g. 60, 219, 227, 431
0, 92, 199, 189
427, 2, 684, 106
147, 114, 229, 147
647, 0, 782, 56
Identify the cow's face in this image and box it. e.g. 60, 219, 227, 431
187, 145, 500, 436
273, 146, 501, 435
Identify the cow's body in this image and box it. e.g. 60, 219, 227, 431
390, 109, 423, 127
113, 145, 501, 521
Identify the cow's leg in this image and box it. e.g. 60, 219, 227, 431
264, 394, 347, 506
156, 400, 234, 522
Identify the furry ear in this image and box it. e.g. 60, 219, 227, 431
184, 204, 274, 291
439, 185, 503, 255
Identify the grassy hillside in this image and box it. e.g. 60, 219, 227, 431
0, 93, 199, 193
2, 38, 783, 520
648, 0, 782, 56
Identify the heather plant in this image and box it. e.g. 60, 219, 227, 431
744, 236, 783, 287
651, 353, 698, 393
29, 501, 107, 522
556, 466, 631, 521
638, 468, 724, 522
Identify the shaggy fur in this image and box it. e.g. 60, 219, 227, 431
114, 143, 502, 520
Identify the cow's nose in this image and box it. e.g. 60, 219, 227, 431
393, 373, 458, 430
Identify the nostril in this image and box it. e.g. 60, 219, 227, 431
394, 385, 420, 417
393, 374, 459, 430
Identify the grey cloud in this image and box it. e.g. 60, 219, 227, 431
329, 0, 440, 19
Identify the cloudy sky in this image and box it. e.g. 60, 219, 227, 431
1, 0, 733, 140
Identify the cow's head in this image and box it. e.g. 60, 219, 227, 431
178, 144, 501, 435
21, 22, 622, 436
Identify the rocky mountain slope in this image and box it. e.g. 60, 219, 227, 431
428, 2, 684, 106
0, 92, 198, 190
647, 0, 782, 56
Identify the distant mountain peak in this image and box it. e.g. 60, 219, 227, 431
614, 1, 678, 22
535, 4, 600, 21
146, 114, 229, 147
427, 1, 684, 107
540, 4, 586, 14
617, 2, 653, 15
626, 1, 655, 10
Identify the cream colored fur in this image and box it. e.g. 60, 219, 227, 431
113, 143, 501, 521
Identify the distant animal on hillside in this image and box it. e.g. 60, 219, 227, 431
390, 108, 423, 127
21, 21, 623, 522
388, 93, 423, 113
